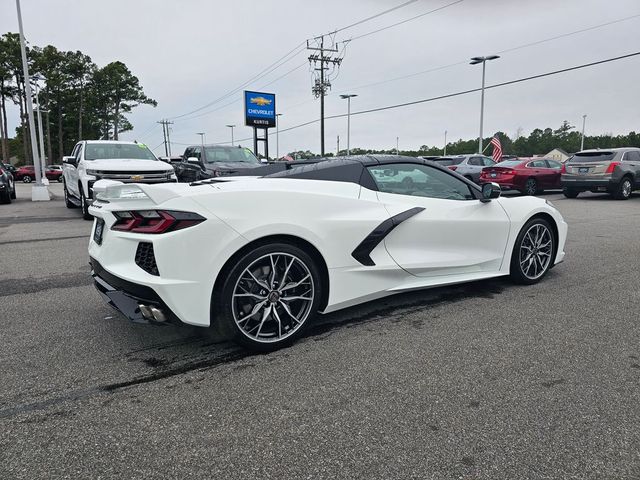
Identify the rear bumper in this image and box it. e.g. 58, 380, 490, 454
561, 176, 616, 190
90, 257, 181, 325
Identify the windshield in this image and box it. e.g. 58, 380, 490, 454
433, 157, 464, 166
203, 147, 260, 164
84, 143, 158, 161
570, 152, 615, 163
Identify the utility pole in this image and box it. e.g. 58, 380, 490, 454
226, 124, 235, 146
308, 35, 342, 157
337, 135, 340, 156
158, 119, 173, 157
396, 137, 399, 155
580, 114, 587, 151
340, 94, 357, 156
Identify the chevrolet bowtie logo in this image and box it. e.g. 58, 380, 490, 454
131, 175, 144, 181
250, 96, 272, 106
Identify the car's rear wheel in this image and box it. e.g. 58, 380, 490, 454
63, 181, 76, 209
57, 176, 63, 183
510, 218, 555, 285
523, 178, 538, 196
613, 176, 632, 200
214, 243, 323, 351
0, 190, 11, 204
563, 187, 579, 198
22, 175, 32, 183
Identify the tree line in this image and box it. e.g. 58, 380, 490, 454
0, 32, 156, 164
289, 122, 640, 159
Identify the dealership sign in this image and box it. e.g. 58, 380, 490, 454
244, 91, 276, 128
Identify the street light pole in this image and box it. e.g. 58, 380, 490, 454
15, 0, 48, 200
444, 130, 447, 156
396, 136, 399, 155
340, 94, 357, 156
470, 55, 500, 154
33, 74, 47, 183
275, 114, 282, 159
196, 132, 205, 156
580, 114, 587, 150
226, 124, 235, 146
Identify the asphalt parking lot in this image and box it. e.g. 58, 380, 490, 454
1, 182, 639, 479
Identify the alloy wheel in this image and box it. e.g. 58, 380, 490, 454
232, 252, 315, 344
622, 179, 632, 198
519, 223, 553, 280
525, 178, 537, 195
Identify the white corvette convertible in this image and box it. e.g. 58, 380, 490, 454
88, 156, 567, 350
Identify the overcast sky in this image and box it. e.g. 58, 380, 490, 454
2, 0, 639, 156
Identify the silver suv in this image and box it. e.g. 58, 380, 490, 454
432, 155, 495, 183
561, 147, 640, 200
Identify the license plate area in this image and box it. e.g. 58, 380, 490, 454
93, 218, 105, 245
578, 167, 590, 175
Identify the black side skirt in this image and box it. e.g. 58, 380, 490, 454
351, 207, 425, 266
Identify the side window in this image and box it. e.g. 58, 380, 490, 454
624, 151, 640, 162
183, 148, 192, 160
546, 160, 562, 169
76, 144, 84, 161
468, 157, 483, 166
192, 147, 201, 160
70, 144, 80, 158
368, 163, 475, 201
529, 160, 547, 168
482, 157, 495, 166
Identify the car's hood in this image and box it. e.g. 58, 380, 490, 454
84, 159, 173, 172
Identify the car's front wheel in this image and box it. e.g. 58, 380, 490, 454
510, 218, 555, 285
563, 187, 579, 198
22, 175, 32, 183
523, 178, 538, 196
80, 187, 92, 220
214, 243, 323, 351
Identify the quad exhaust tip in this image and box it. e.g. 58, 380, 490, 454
138, 303, 167, 323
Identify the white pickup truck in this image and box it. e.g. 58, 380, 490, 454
62, 140, 177, 219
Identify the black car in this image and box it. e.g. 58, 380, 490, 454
0, 164, 16, 204
174, 145, 262, 182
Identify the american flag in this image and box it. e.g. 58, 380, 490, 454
490, 135, 502, 162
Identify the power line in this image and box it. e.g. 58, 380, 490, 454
330, 0, 421, 34
345, 0, 465, 42
333, 12, 640, 96
219, 50, 640, 147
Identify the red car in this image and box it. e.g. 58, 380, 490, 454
14, 165, 63, 183
480, 157, 563, 195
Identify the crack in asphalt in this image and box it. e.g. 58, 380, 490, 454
0, 278, 506, 420
0, 235, 87, 245
0, 272, 92, 297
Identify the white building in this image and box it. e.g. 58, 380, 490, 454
545, 148, 571, 163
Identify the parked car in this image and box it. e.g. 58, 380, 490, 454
62, 140, 177, 220
480, 158, 563, 195
88, 155, 567, 351
174, 145, 262, 182
2, 162, 18, 177
561, 148, 640, 199
0, 165, 16, 203
14, 164, 63, 183
432, 154, 495, 183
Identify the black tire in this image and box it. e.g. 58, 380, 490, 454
524, 178, 538, 196
213, 242, 323, 351
57, 176, 63, 183
10, 185, 16, 199
63, 181, 77, 209
80, 187, 92, 220
563, 187, 579, 198
613, 176, 633, 200
510, 217, 556, 285
22, 175, 32, 183
0, 190, 10, 204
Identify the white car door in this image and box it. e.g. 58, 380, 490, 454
63, 143, 81, 196
368, 163, 511, 278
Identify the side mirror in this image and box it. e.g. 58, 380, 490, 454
260, 158, 269, 164
481, 182, 501, 202
62, 156, 77, 167
187, 157, 201, 165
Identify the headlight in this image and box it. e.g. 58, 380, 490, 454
86, 169, 98, 176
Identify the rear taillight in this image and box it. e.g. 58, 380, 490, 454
112, 210, 205, 234
560, 164, 566, 174
503, 169, 515, 175
605, 161, 620, 174
447, 165, 458, 171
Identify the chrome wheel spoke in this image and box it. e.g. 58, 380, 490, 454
519, 223, 553, 280
232, 252, 315, 343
